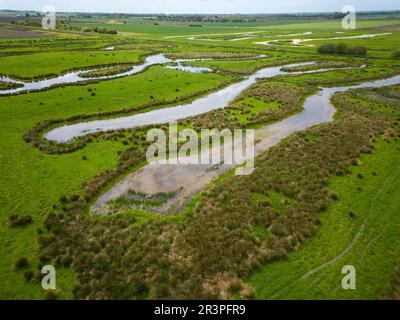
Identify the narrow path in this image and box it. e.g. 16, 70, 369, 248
268, 163, 400, 299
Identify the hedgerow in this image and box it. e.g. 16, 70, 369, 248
317, 43, 367, 56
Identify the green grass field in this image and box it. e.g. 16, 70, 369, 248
249, 138, 400, 299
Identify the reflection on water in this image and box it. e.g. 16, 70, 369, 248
165, 64, 213, 73
46, 62, 381, 143
45, 62, 317, 142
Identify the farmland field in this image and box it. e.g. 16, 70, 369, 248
0, 7, 400, 302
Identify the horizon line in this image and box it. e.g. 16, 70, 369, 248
1, 9, 400, 15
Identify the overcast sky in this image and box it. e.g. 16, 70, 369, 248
0, 0, 398, 14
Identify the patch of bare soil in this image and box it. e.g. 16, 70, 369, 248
369, 24, 400, 31
0, 25, 55, 38
107, 20, 124, 25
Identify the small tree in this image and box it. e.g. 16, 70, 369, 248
392, 49, 400, 59
15, 257, 29, 269
335, 43, 348, 54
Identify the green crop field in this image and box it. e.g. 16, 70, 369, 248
1, 8, 400, 302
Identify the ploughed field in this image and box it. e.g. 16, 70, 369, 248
0, 16, 400, 300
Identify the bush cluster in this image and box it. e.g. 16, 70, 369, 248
392, 49, 400, 59
14, 257, 29, 269
317, 43, 367, 56
9, 215, 33, 227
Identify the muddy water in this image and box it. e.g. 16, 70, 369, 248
91, 69, 400, 215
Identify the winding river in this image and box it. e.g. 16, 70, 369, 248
45, 61, 353, 142
0, 54, 224, 95
91, 73, 400, 215
0, 53, 269, 95
84, 63, 400, 214
7, 51, 399, 214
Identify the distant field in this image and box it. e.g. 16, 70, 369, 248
74, 22, 260, 35
73, 19, 400, 36
304, 32, 400, 57
261, 19, 400, 30
0, 25, 55, 38
75, 18, 319, 28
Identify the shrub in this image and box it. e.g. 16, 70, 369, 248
335, 42, 348, 54
317, 42, 367, 56
317, 43, 336, 54
23, 270, 34, 281
350, 46, 367, 56
70, 194, 80, 202
46, 290, 59, 300
15, 257, 29, 269
9, 215, 33, 227
329, 191, 339, 200
391, 49, 400, 59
